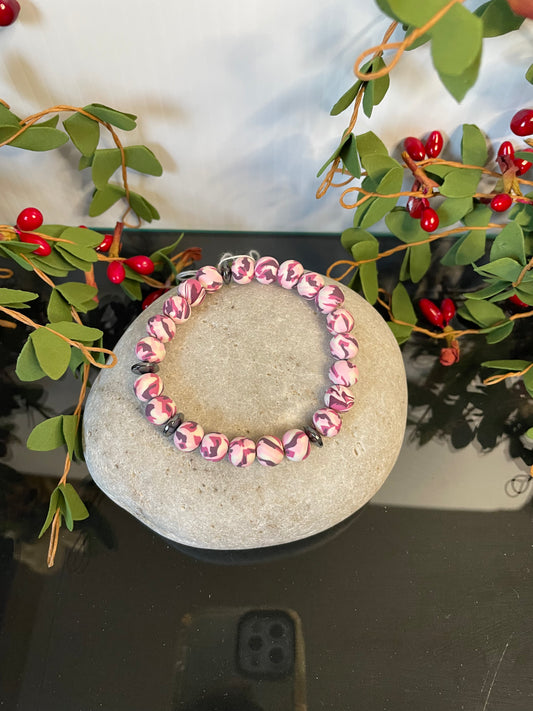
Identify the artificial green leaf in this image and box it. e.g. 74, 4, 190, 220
57, 487, 73, 531
316, 132, 351, 177
27, 415, 65, 451
78, 154, 93, 170
509, 202, 533, 230
490, 221, 525, 264
56, 243, 96, 270
36, 116, 59, 129
48, 321, 103, 342
436, 197, 473, 227
461, 124, 488, 166
8, 126, 69, 151
60, 483, 89, 522
61, 226, 103, 249
149, 234, 184, 266
370, 57, 390, 105
362, 78, 374, 119
356, 130, 388, 159
38, 224, 66, 238
73, 426, 84, 462
56, 282, 98, 311
16, 338, 46, 381
0, 103, 21, 126
92, 148, 122, 189
461, 298, 505, 326
425, 163, 454, 181
128, 191, 156, 222
339, 134, 360, 178
408, 242, 431, 283
61, 415, 78, 459
30, 251, 72, 277
361, 153, 401, 183
83, 103, 137, 130
439, 168, 482, 198
31, 327, 71, 380
475, 0, 523, 36
463, 203, 492, 227
124, 145, 163, 176
438, 49, 481, 102
399, 249, 410, 282
526, 427, 533, 439
385, 207, 426, 243
47, 290, 72, 323
464, 281, 508, 300
522, 366, 533, 397
485, 321, 514, 344
89, 184, 126, 217
375, 0, 403, 21
353, 196, 375, 228
341, 227, 372, 251
63, 112, 100, 156
0, 288, 38, 306
38, 488, 60, 538
120, 278, 142, 300
482, 359, 531, 371
526, 63, 533, 85
330, 80, 362, 116
430, 4, 482, 77
351, 234, 379, 304
359, 167, 402, 228
386, 0, 448, 26
475, 257, 522, 282
391, 282, 417, 325
515, 289, 533, 305
388, 320, 412, 345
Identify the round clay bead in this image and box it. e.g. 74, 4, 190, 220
282, 429, 310, 462
277, 260, 304, 289
145, 395, 177, 425
256, 435, 285, 467
316, 285, 345, 314
200, 433, 230, 462
228, 437, 256, 468
177, 278, 206, 307
328, 360, 359, 387
174, 421, 204, 452
231, 256, 255, 285
326, 308, 355, 335
146, 314, 176, 343
324, 385, 354, 412
297, 272, 325, 300
330, 333, 359, 360
133, 373, 163, 402
254, 256, 279, 285
196, 265, 223, 292
312, 408, 342, 437
135, 336, 166, 363
163, 295, 191, 323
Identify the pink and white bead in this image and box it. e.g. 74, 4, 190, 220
200, 433, 229, 462
196, 265, 223, 292
146, 314, 176, 343
297, 272, 325, 300
174, 421, 204, 452
231, 256, 255, 285
330, 333, 359, 360
254, 256, 279, 285
228, 437, 256, 467
136, 336, 166, 363
177, 278, 206, 307
163, 294, 191, 323
256, 436, 285, 467
133, 373, 163, 402
312, 408, 342, 438
282, 429, 310, 462
328, 360, 359, 387
326, 308, 355, 335
316, 285, 345, 314
277, 260, 304, 289
145, 395, 177, 425
324, 385, 354, 412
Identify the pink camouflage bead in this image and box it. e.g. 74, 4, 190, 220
196, 265, 223, 292
282, 429, 310, 462
326, 308, 355, 335
145, 395, 177, 425
256, 435, 285, 466
277, 260, 304, 289
312, 408, 342, 437
228, 437, 256, 467
324, 385, 354, 412
297, 272, 325, 300
316, 285, 344, 314
231, 256, 255, 285
133, 373, 163, 402
330, 333, 359, 360
177, 278, 206, 307
136, 336, 166, 363
163, 294, 191, 323
254, 256, 279, 284
328, 360, 359, 387
146, 314, 176, 343
200, 433, 229, 462
174, 421, 204, 452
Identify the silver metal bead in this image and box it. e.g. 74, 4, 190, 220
131, 362, 159, 374
163, 412, 184, 436
220, 263, 232, 284
304, 426, 323, 447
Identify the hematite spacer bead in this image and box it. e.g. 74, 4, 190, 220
163, 413, 184, 436
304, 426, 323, 447
220, 263, 232, 284
131, 362, 159, 374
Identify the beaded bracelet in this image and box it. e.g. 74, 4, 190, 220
131, 255, 359, 468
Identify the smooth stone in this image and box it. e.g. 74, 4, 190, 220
83, 275, 407, 549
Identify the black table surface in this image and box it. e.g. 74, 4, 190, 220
1, 231, 533, 711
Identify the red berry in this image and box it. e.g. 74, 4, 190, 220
420, 207, 439, 232
125, 255, 155, 275
0, 0, 20, 26
441, 297, 456, 325
510, 109, 533, 137
498, 141, 515, 158
419, 298, 444, 328
514, 148, 533, 175
509, 294, 529, 308
107, 261, 126, 284
18, 232, 51, 257
407, 196, 430, 219
490, 193, 513, 212
16, 207, 43, 231
425, 131, 443, 159
141, 288, 167, 310
404, 136, 426, 161
96, 234, 113, 253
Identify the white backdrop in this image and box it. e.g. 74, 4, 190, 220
0, 1, 532, 232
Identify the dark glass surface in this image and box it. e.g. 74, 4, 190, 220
1, 231, 533, 711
